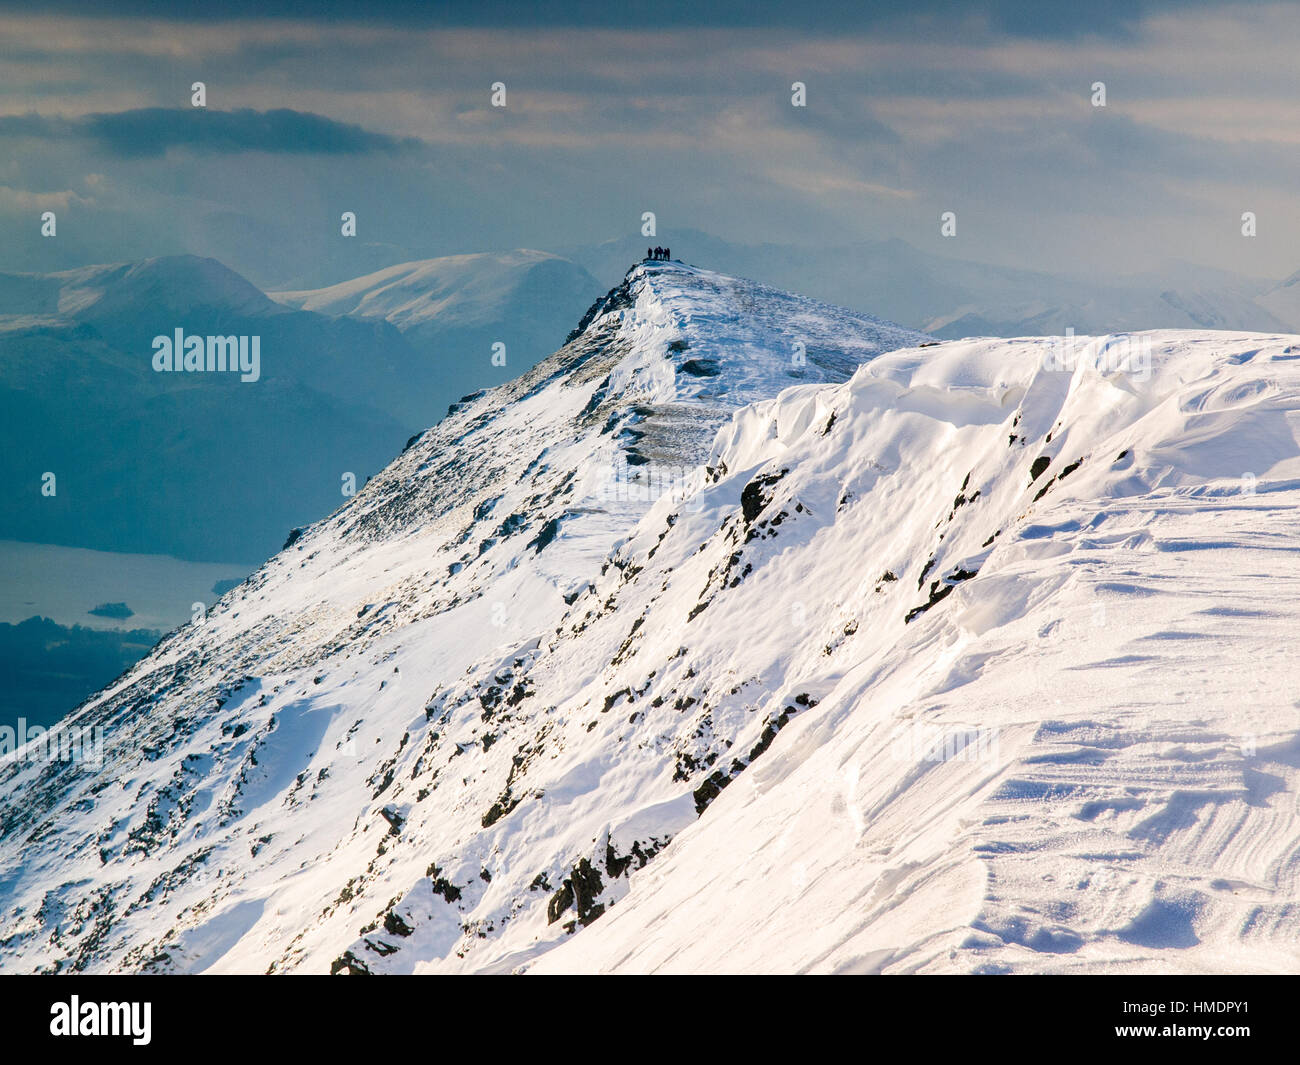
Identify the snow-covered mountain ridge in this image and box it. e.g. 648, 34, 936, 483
4, 259, 1299, 974
0, 261, 923, 973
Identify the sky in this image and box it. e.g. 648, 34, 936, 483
1, 0, 1298, 287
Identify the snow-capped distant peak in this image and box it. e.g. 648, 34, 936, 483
271, 249, 598, 333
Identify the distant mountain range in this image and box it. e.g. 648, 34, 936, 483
272, 249, 601, 395
561, 229, 1300, 338
0, 251, 601, 562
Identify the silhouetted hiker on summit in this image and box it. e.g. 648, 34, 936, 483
665, 247, 670, 260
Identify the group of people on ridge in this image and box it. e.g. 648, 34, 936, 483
647, 246, 671, 260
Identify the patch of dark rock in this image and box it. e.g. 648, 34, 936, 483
383, 911, 414, 937
905, 583, 955, 623
605, 843, 634, 880
370, 767, 395, 799
528, 517, 562, 553
693, 704, 802, 815
602, 687, 632, 713
427, 865, 463, 903
741, 468, 787, 526
481, 791, 521, 827
447, 389, 487, 416
547, 881, 575, 925
547, 857, 606, 928
565, 275, 634, 345
330, 951, 371, 975
692, 770, 732, 815
905, 568, 979, 623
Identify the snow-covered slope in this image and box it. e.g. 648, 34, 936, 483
6, 258, 1300, 974
529, 328, 1300, 974
0, 261, 923, 973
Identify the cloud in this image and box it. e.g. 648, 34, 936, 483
0, 3, 1295, 278
0, 1, 1265, 40
0, 185, 88, 211
0, 108, 420, 158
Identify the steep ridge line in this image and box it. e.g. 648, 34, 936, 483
0, 262, 923, 974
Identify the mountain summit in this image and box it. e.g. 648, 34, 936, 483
0, 262, 923, 974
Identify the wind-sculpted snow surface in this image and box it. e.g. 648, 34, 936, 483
0, 262, 924, 974
533, 330, 1300, 973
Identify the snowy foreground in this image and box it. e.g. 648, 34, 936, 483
3, 262, 1300, 974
